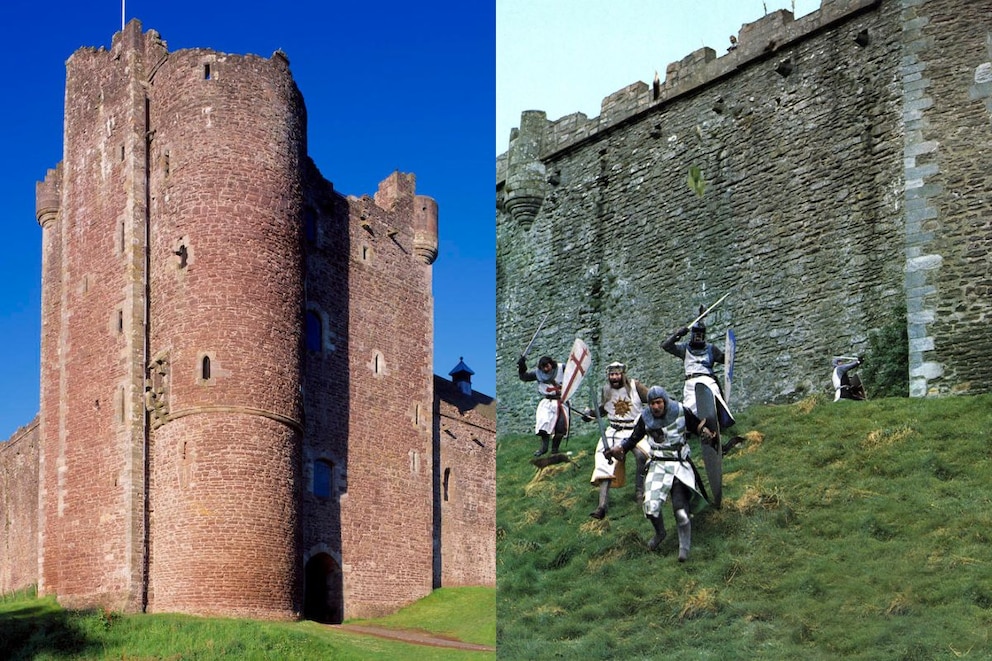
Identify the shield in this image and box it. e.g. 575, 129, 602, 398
560, 338, 591, 404
695, 381, 722, 509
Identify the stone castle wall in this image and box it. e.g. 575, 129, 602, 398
435, 378, 497, 587
497, 0, 992, 434
0, 421, 38, 596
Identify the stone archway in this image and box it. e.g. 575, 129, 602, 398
303, 552, 343, 624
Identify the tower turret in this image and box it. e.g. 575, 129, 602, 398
144, 37, 306, 619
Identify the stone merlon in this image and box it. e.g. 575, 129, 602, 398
496, 0, 882, 173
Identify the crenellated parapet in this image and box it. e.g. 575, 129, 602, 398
367, 171, 440, 264
496, 0, 882, 168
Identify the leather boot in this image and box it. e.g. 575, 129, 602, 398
550, 435, 562, 454
533, 435, 549, 457
675, 508, 691, 562
590, 481, 609, 519
647, 515, 666, 551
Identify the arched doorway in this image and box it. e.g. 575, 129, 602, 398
303, 553, 343, 623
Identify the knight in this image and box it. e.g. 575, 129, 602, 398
518, 354, 569, 457
583, 361, 650, 519
661, 309, 735, 430
607, 386, 712, 561
831, 356, 866, 401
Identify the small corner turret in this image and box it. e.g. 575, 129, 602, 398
35, 165, 61, 228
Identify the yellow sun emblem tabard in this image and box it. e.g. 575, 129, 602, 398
611, 397, 633, 418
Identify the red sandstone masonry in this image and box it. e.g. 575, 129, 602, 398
2, 19, 493, 623
0, 421, 39, 595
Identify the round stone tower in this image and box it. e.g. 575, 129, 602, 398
144, 44, 306, 618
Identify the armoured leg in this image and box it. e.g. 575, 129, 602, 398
534, 432, 549, 457
590, 480, 610, 519
675, 508, 691, 562
551, 434, 562, 454
647, 514, 667, 551
634, 450, 647, 502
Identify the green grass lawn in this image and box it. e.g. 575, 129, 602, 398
0, 586, 494, 660
496, 393, 992, 660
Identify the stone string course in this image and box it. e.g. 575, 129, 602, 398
497, 0, 992, 434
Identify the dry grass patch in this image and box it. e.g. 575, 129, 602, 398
795, 395, 823, 415
736, 429, 765, 455
586, 547, 626, 571
884, 591, 915, 616
732, 480, 783, 514
861, 425, 915, 450
663, 580, 719, 620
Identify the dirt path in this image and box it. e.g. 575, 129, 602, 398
333, 623, 496, 652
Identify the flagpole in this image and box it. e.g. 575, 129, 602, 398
122, 0, 125, 31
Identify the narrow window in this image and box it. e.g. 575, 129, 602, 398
175, 243, 188, 269
117, 309, 124, 333
305, 311, 322, 352
120, 145, 125, 161
443, 467, 451, 501
204, 64, 212, 80
119, 221, 125, 253
314, 460, 333, 498
163, 150, 170, 177
201, 355, 211, 381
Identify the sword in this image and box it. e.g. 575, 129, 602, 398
686, 291, 731, 329
520, 311, 551, 359
588, 379, 612, 464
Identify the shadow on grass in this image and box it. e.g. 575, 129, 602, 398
0, 604, 99, 660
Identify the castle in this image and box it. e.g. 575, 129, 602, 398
497, 0, 992, 432
0, 20, 495, 622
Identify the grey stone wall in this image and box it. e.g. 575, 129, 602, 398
901, 0, 992, 396
497, 0, 992, 435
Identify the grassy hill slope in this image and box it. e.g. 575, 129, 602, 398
496, 394, 992, 660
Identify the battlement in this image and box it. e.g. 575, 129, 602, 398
497, 0, 881, 183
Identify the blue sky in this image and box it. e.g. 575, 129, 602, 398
497, 0, 820, 155
0, 0, 495, 440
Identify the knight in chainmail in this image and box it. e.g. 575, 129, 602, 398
607, 386, 713, 562
661, 312, 735, 430
518, 354, 569, 457
582, 361, 650, 520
